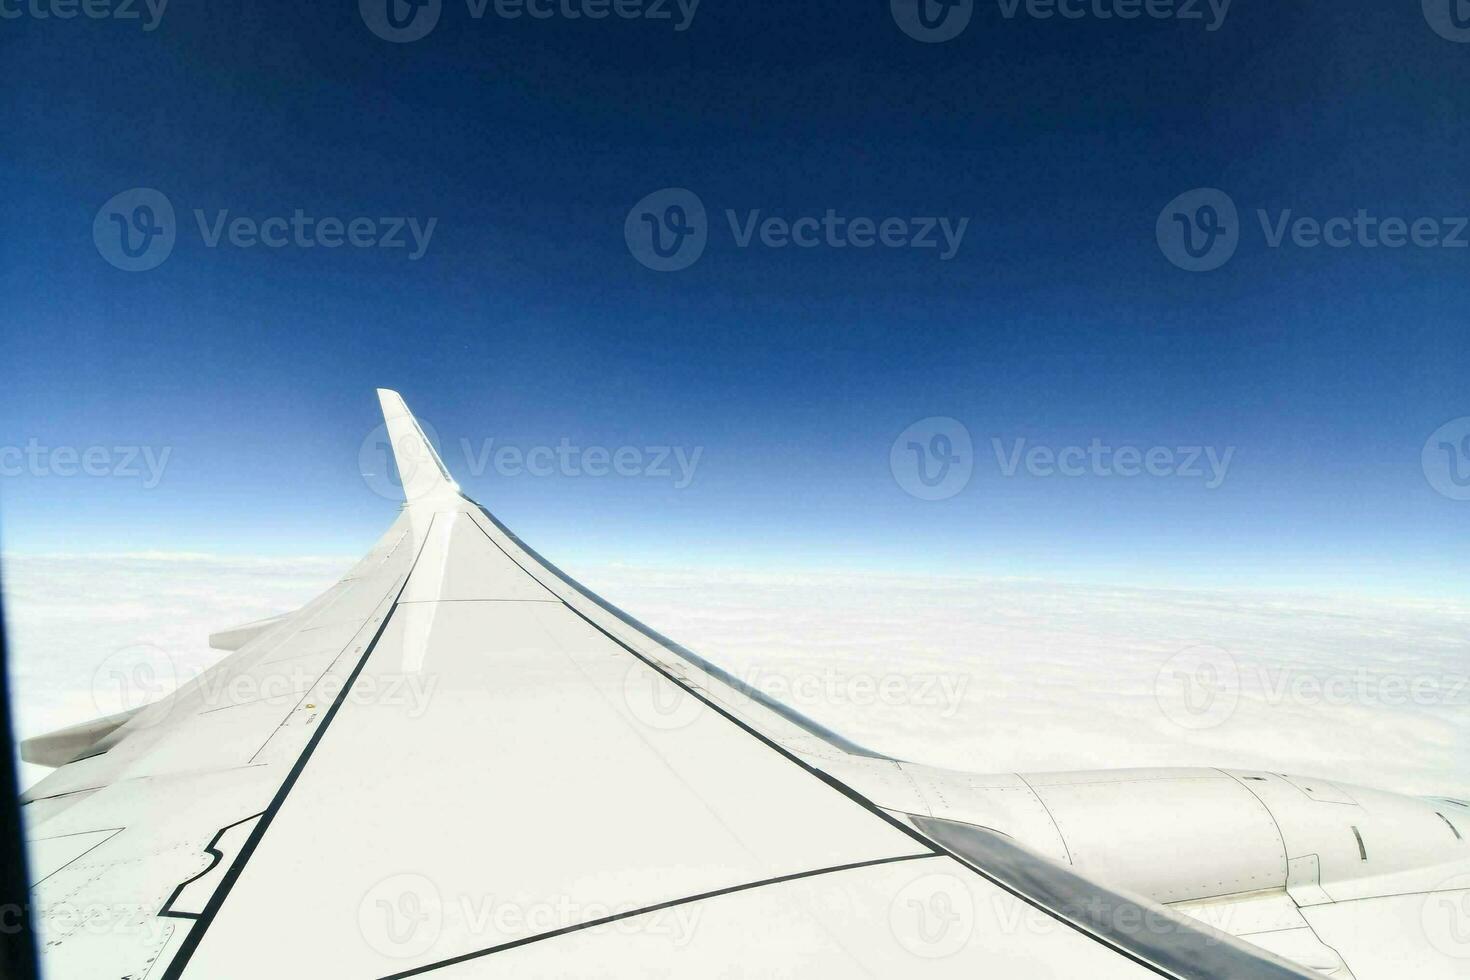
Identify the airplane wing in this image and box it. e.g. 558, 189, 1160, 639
18, 391, 1315, 978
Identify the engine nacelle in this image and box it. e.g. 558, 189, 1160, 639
827, 760, 1470, 978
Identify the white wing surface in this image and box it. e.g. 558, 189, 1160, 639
19, 391, 1316, 979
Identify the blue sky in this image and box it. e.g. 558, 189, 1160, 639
2, 0, 1468, 596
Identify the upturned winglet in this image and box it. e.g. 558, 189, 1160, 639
376, 388, 459, 504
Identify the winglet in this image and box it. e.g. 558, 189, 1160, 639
376, 389, 459, 504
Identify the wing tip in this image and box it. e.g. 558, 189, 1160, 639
374, 389, 460, 503
376, 387, 410, 420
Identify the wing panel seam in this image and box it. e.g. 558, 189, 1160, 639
158, 517, 440, 980
377, 852, 940, 979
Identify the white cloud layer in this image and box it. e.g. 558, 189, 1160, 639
566, 563, 1470, 800
3, 553, 348, 789
5, 553, 1468, 799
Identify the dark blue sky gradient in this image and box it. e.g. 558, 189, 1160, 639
2, 0, 1468, 594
